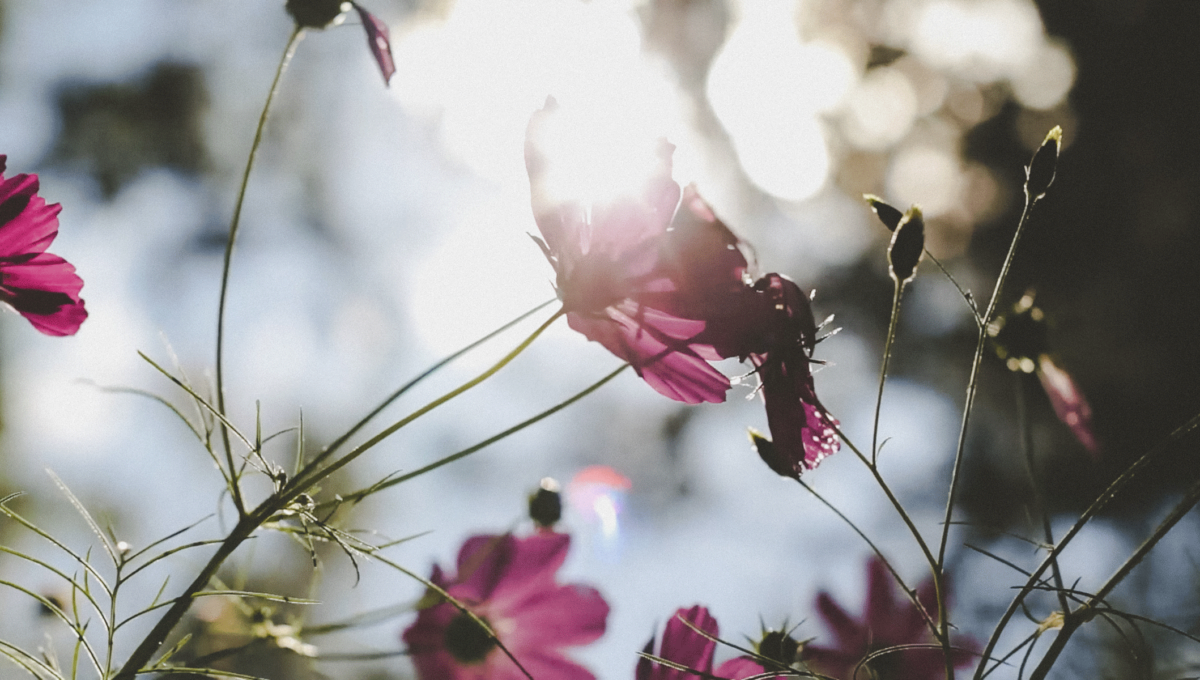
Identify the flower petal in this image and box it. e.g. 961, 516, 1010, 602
715, 657, 774, 679
353, 4, 395, 84
641, 606, 719, 680
0, 173, 60, 258
506, 584, 608, 649
1, 253, 87, 336
757, 351, 839, 476
568, 310, 729, 404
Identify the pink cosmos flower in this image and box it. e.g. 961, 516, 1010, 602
525, 101, 751, 405
525, 103, 838, 473
402, 532, 608, 680
0, 156, 87, 336
637, 606, 784, 680
803, 557, 976, 680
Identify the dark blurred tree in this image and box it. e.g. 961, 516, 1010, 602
49, 61, 208, 198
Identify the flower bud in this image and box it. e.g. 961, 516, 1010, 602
1025, 126, 1062, 202
756, 629, 801, 666
285, 0, 350, 29
888, 206, 925, 285
528, 477, 562, 528
863, 194, 903, 232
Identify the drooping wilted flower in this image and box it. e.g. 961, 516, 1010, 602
0, 156, 87, 336
802, 557, 976, 680
734, 274, 840, 477
284, 0, 395, 84
403, 532, 608, 680
636, 606, 782, 680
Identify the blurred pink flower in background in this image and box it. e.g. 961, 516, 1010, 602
803, 557, 976, 680
403, 532, 608, 680
636, 605, 780, 680
1037, 354, 1098, 455
0, 155, 87, 336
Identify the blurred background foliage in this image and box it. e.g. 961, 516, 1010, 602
2, 0, 1200, 678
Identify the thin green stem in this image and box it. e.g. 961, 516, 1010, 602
1027, 476, 1200, 680
973, 410, 1200, 679
934, 193, 1039, 678
939, 191, 1039, 568
303, 298, 557, 474
287, 309, 565, 493
839, 427, 938, 573
795, 478, 940, 638
1016, 375, 1070, 615
872, 283, 904, 465
214, 26, 305, 517
331, 363, 629, 506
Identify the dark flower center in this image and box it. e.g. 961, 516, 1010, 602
757, 630, 800, 666
444, 612, 497, 665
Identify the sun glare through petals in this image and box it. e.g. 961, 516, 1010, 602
391, 0, 698, 357
390, 0, 687, 196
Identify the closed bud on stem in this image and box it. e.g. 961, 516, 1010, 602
863, 194, 903, 232
888, 206, 925, 285
528, 477, 562, 528
285, 0, 350, 28
1026, 126, 1063, 201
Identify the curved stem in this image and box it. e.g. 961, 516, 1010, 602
330, 363, 629, 506
839, 427, 938, 574
872, 283, 904, 465
287, 309, 564, 493
303, 298, 557, 474
214, 26, 305, 517
795, 478, 940, 637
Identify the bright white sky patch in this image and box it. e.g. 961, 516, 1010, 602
406, 192, 554, 361
1011, 40, 1076, 110
841, 66, 919, 151
887, 145, 964, 218
390, 0, 687, 197
707, 1, 855, 202
911, 0, 1043, 82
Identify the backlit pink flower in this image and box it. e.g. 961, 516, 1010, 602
803, 557, 976, 680
0, 156, 87, 336
403, 532, 608, 680
526, 102, 751, 405
525, 104, 838, 473
734, 274, 839, 477
637, 606, 784, 680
